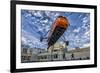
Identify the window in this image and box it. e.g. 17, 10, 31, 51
23, 48, 27, 54
54, 54, 58, 59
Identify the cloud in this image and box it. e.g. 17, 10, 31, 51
73, 27, 80, 33
22, 36, 27, 45
22, 31, 47, 49
84, 31, 90, 37
82, 43, 90, 48
21, 10, 90, 49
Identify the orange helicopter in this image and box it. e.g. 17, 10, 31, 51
47, 16, 70, 49
39, 16, 70, 49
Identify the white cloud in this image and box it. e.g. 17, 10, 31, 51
73, 27, 80, 33
25, 14, 31, 17
22, 36, 28, 44
81, 43, 90, 48
84, 31, 90, 37
82, 17, 88, 23
79, 15, 82, 18
22, 29, 48, 49
34, 11, 42, 17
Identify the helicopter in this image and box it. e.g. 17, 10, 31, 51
39, 16, 70, 49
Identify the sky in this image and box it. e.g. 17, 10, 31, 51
21, 9, 90, 50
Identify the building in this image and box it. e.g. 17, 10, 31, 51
21, 48, 32, 63
21, 47, 46, 62
37, 42, 90, 61
21, 42, 90, 62
65, 47, 90, 60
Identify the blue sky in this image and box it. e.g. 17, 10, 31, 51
21, 10, 90, 50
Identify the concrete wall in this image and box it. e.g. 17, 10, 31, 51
65, 48, 90, 60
